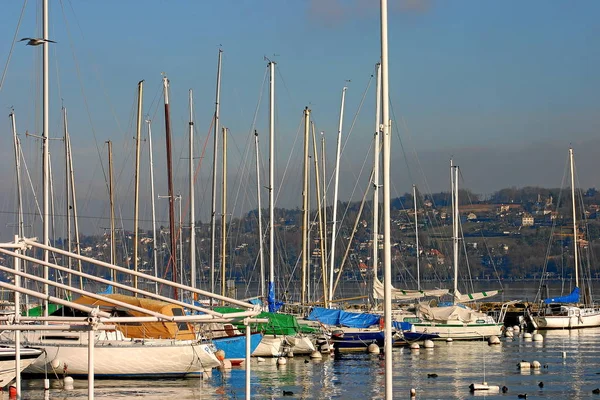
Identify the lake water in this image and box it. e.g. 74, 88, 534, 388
12, 327, 600, 399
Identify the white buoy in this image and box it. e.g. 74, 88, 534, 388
507, 326, 514, 332
423, 340, 435, 349
310, 351, 322, 359
410, 388, 416, 397
215, 349, 226, 362
532, 360, 541, 369
44, 379, 50, 390
446, 338, 453, 343
277, 357, 287, 365
367, 343, 380, 354
562, 351, 567, 358
63, 376, 74, 390
410, 343, 420, 351
257, 357, 266, 363
504, 330, 514, 338
50, 358, 61, 369
488, 335, 501, 345
469, 382, 500, 392
523, 332, 532, 339
513, 325, 521, 332
532, 333, 544, 342
518, 361, 531, 369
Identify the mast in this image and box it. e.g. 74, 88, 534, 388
570, 147, 579, 288
452, 164, 459, 296
321, 133, 327, 268
328, 86, 347, 306
312, 123, 327, 308
210, 49, 223, 304
188, 89, 196, 290
147, 119, 159, 294
67, 129, 83, 289
42, 0, 50, 319
268, 61, 276, 312
11, 111, 27, 312
380, 0, 393, 397
301, 107, 311, 304
133, 80, 144, 293
373, 62, 381, 283
414, 184, 420, 290
221, 127, 228, 299
254, 130, 266, 300
163, 75, 178, 300
107, 141, 116, 282
63, 108, 72, 289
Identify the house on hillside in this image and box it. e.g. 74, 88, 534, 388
522, 213, 534, 227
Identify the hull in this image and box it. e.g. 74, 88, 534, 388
283, 335, 315, 355
411, 322, 503, 340
531, 306, 600, 329
396, 330, 440, 344
0, 347, 42, 387
252, 335, 283, 357
330, 327, 387, 352
1, 330, 220, 378
213, 333, 263, 365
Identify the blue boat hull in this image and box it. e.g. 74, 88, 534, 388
213, 333, 263, 364
330, 329, 388, 352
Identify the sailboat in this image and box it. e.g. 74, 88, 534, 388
402, 164, 504, 340
528, 148, 600, 329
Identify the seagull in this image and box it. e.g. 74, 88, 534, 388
19, 38, 56, 46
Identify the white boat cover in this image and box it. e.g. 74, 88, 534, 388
416, 303, 489, 323
373, 278, 449, 300
453, 289, 500, 302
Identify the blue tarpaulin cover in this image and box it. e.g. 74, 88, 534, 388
308, 307, 379, 328
544, 287, 580, 304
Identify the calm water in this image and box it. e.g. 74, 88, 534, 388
12, 327, 600, 399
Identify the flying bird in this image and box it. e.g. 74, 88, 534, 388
19, 38, 56, 46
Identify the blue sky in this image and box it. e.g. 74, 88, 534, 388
0, 0, 599, 236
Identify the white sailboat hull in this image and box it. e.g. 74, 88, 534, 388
411, 322, 503, 340
1, 330, 220, 378
532, 306, 600, 329
283, 335, 315, 355
252, 335, 283, 357
0, 347, 42, 387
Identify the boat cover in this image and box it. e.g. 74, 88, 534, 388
454, 289, 501, 302
543, 286, 580, 304
214, 307, 317, 335
307, 307, 380, 329
373, 278, 449, 300
416, 303, 488, 324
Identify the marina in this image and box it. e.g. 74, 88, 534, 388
5, 327, 600, 399
1, 0, 600, 399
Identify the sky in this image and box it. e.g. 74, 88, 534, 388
0, 0, 599, 238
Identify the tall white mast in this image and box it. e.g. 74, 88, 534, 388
321, 133, 328, 269
452, 164, 459, 296
42, 0, 50, 319
106, 140, 116, 282
414, 184, 420, 290
268, 61, 276, 312
380, 0, 393, 397
328, 86, 347, 306
254, 131, 265, 300
210, 49, 223, 303
63, 108, 72, 289
312, 124, 327, 307
570, 147, 579, 288
221, 127, 228, 299
133, 80, 144, 293
373, 63, 381, 283
301, 107, 311, 304
147, 120, 159, 294
67, 130, 83, 289
188, 89, 196, 290
11, 111, 24, 246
